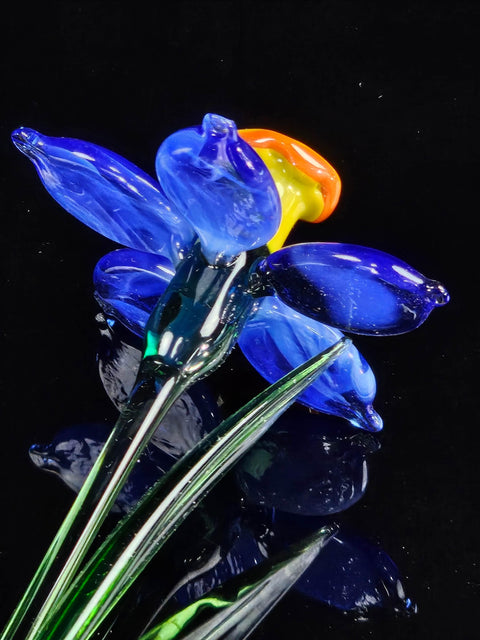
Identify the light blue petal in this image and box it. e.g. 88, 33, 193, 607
12, 127, 194, 263
155, 113, 281, 264
238, 295, 382, 432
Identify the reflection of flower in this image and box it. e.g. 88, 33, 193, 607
12, 113, 449, 433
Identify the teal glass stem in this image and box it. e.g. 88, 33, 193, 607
139, 525, 337, 640
1, 244, 257, 640
31, 339, 348, 640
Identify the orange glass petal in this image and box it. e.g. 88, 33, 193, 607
239, 129, 341, 250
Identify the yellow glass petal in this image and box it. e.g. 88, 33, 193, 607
254, 148, 326, 251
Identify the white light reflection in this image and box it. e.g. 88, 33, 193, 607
292, 142, 324, 169
157, 330, 173, 356
392, 264, 424, 284
72, 151, 96, 162
332, 253, 362, 262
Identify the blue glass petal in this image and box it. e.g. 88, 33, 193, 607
155, 113, 281, 265
238, 296, 382, 432
259, 242, 450, 335
235, 408, 380, 515
93, 248, 175, 337
11, 127, 194, 263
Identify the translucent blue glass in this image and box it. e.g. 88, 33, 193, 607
238, 296, 382, 432
259, 242, 450, 335
11, 128, 194, 264
94, 249, 175, 338
235, 409, 380, 515
155, 113, 281, 265
93, 259, 380, 431
96, 313, 145, 410
142, 242, 255, 374
294, 531, 414, 615
29, 423, 167, 514
263, 513, 413, 615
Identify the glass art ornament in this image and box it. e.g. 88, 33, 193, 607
2, 112, 449, 640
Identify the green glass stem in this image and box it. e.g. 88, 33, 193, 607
31, 339, 348, 640
139, 524, 337, 640
2, 245, 257, 640
2, 358, 186, 640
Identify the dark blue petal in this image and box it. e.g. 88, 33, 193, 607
235, 408, 380, 516
12, 127, 194, 263
155, 113, 281, 264
96, 314, 144, 409
238, 296, 382, 432
259, 242, 449, 335
93, 249, 175, 337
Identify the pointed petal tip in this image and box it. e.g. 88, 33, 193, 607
318, 523, 339, 543
428, 280, 450, 307
28, 443, 53, 469
201, 112, 237, 139
11, 126, 41, 155
350, 405, 383, 433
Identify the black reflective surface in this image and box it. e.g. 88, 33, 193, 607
1, 2, 477, 638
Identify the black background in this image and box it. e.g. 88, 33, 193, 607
0, 2, 478, 639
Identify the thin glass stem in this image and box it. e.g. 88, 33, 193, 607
1, 359, 187, 640
2, 244, 253, 640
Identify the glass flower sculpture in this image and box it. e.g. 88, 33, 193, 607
2, 113, 449, 640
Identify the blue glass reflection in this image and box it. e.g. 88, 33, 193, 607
235, 408, 380, 515
295, 530, 415, 615
29, 423, 167, 514
96, 314, 221, 453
